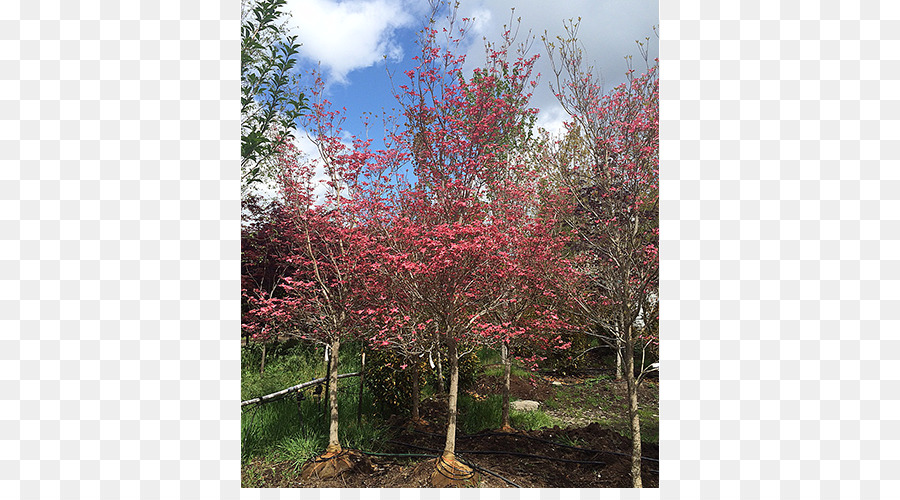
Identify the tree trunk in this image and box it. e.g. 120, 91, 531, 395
260, 343, 267, 375
323, 345, 331, 415
442, 337, 460, 456
326, 338, 341, 453
430, 336, 474, 487
615, 337, 623, 380
357, 349, 366, 426
500, 342, 512, 430
411, 358, 421, 423
624, 323, 641, 487
436, 350, 445, 394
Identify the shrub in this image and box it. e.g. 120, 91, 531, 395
364, 349, 428, 415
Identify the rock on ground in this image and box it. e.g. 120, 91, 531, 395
511, 400, 539, 412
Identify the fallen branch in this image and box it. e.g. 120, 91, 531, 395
241, 372, 361, 407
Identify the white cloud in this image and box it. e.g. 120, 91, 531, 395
285, 0, 416, 83
454, 0, 659, 131
465, 7, 493, 36
535, 103, 570, 138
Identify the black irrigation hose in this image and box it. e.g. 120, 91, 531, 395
455, 456, 523, 488
412, 428, 661, 464
388, 440, 606, 466
435, 453, 476, 481
588, 448, 660, 463
461, 449, 606, 465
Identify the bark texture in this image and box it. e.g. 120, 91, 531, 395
500, 342, 512, 430
615, 338, 623, 380
624, 324, 641, 487
443, 337, 460, 455
327, 338, 342, 453
411, 359, 421, 423
260, 343, 267, 375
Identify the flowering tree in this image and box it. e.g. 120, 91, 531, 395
477, 220, 576, 431
241, 195, 304, 374
545, 22, 659, 488
356, 4, 553, 485
246, 74, 378, 476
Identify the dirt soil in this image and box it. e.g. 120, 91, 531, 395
258, 420, 658, 488
472, 370, 556, 401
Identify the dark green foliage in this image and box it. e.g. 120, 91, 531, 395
241, 0, 308, 191
363, 347, 480, 416
424, 347, 480, 393
457, 349, 480, 390
364, 350, 428, 415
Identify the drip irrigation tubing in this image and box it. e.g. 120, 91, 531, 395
455, 457, 522, 488
435, 453, 476, 481
388, 440, 606, 466
411, 428, 660, 463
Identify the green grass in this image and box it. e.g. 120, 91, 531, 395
510, 407, 558, 430
241, 342, 365, 401
637, 407, 659, 444
476, 347, 532, 379
457, 394, 560, 434
241, 340, 386, 482
556, 433, 586, 448
544, 375, 660, 444
476, 347, 502, 365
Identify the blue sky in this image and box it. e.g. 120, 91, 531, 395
281, 0, 659, 170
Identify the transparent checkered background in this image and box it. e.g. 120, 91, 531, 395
1, 0, 897, 499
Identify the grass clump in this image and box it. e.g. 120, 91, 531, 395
241, 340, 386, 482
510, 408, 558, 431
457, 394, 559, 434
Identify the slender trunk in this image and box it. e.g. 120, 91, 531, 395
323, 346, 331, 415
615, 337, 623, 380
357, 349, 366, 426
501, 342, 511, 430
624, 323, 641, 487
436, 350, 445, 394
442, 337, 460, 456
260, 343, 267, 375
327, 338, 341, 453
411, 358, 421, 422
